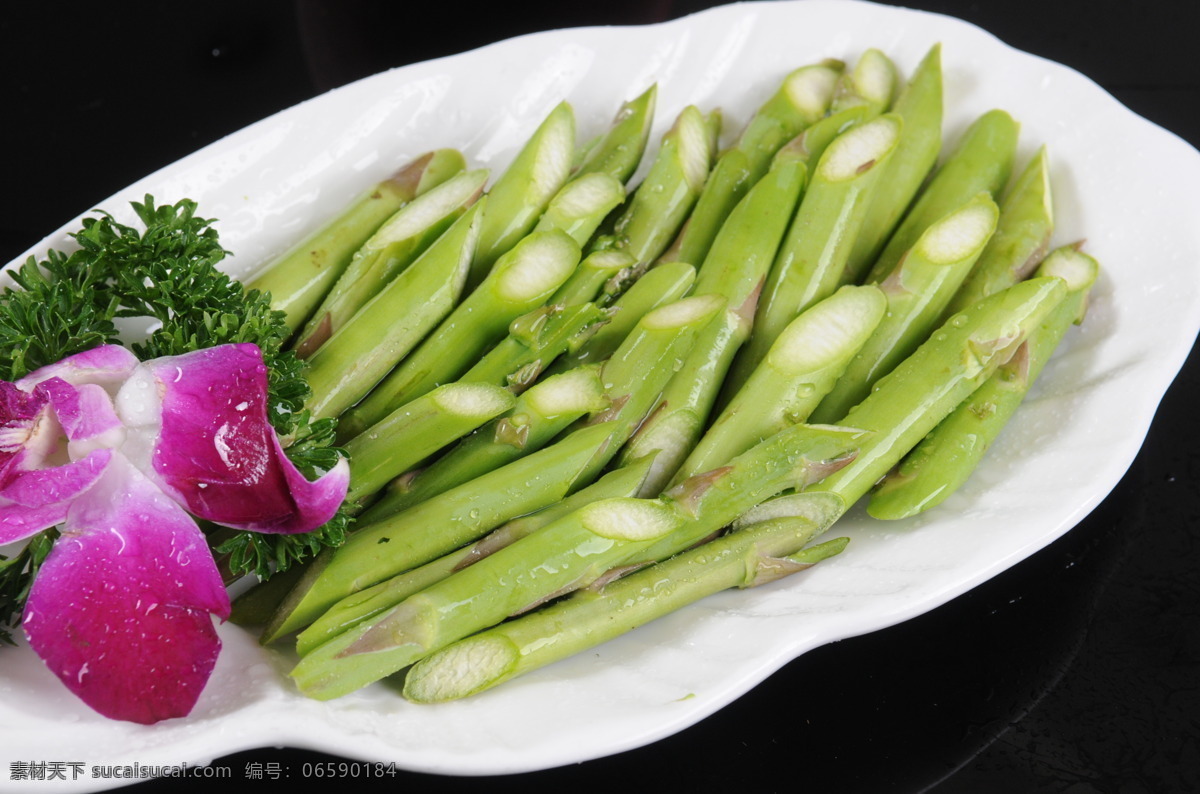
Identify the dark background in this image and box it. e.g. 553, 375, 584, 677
3, 1, 1198, 791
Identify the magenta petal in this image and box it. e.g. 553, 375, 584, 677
0, 449, 111, 543
23, 454, 230, 725
17, 345, 139, 392
118, 343, 348, 534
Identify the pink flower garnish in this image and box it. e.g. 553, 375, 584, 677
0, 344, 349, 724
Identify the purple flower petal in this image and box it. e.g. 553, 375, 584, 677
23, 454, 230, 725
0, 450, 111, 543
116, 343, 348, 534
17, 345, 139, 392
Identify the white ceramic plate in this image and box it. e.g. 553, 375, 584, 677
5, 0, 1200, 788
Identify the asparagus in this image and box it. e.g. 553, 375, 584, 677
459, 301, 612, 391
665, 59, 842, 268
675, 284, 887, 482
829, 48, 898, 116
863, 108, 1018, 284
942, 146, 1054, 318
548, 261, 696, 372
291, 424, 862, 699
301, 200, 481, 422
573, 85, 658, 185
360, 365, 608, 517
531, 172, 626, 248
616, 145, 810, 493
469, 102, 576, 287
402, 497, 848, 703
549, 250, 636, 308
809, 192, 1001, 423
841, 44, 943, 284
338, 229, 582, 438
590, 105, 717, 271
294, 455, 658, 655
248, 149, 466, 333
725, 113, 903, 397
774, 104, 873, 171
868, 245, 1098, 519
341, 382, 516, 509
292, 169, 488, 358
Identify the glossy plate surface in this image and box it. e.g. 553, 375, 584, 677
5, 0, 1200, 787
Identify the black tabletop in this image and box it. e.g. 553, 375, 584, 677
3, 2, 1197, 792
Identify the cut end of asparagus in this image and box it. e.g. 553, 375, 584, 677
915, 194, 1000, 265
578, 497, 683, 542
640, 293, 725, 331
1037, 244, 1100, 294
404, 634, 518, 704
494, 230, 582, 302
784, 60, 844, 121
431, 382, 517, 418
525, 365, 609, 417
732, 491, 847, 532
853, 49, 899, 108
545, 172, 626, 221
767, 285, 888, 374
530, 101, 577, 193
817, 114, 901, 181
674, 106, 717, 191
370, 169, 488, 246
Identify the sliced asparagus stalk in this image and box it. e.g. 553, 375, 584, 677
665, 59, 842, 268
829, 48, 898, 116
617, 147, 810, 494
294, 455, 657, 655
292, 169, 488, 358
869, 245, 1098, 519
249, 149, 466, 333
942, 146, 1054, 318
402, 495, 848, 703
532, 172, 626, 247
342, 382, 516, 509
864, 108, 1018, 284
301, 200, 482, 422
773, 104, 874, 171
468, 101, 575, 287
291, 424, 861, 699
726, 113, 903, 397
362, 365, 608, 517
675, 284, 887, 482
590, 105, 716, 271
548, 261, 696, 372
573, 84, 658, 185
261, 421, 619, 643
843, 43, 944, 283
549, 250, 636, 308
339, 229, 582, 438
809, 192, 1001, 423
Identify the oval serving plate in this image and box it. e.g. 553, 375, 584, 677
4, 0, 1200, 786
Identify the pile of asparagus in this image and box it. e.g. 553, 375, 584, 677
237, 45, 1100, 703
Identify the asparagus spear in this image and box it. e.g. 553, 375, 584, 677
292, 169, 488, 358
868, 245, 1098, 519
573, 84, 658, 185
665, 59, 842, 268
674, 284, 887, 482
341, 382, 516, 509
458, 300, 612, 391
338, 229, 582, 439
291, 424, 862, 699
361, 365, 608, 517
829, 48, 898, 116
248, 149, 466, 333
531, 172, 626, 247
549, 250, 636, 307
809, 192, 1001, 423
301, 200, 481, 422
590, 105, 716, 271
863, 108, 1018, 284
843, 43, 944, 284
773, 104, 873, 171
616, 145, 810, 493
294, 455, 658, 655
469, 102, 576, 287
942, 146, 1054, 318
548, 261, 696, 372
402, 497, 848, 703
725, 113, 903, 397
